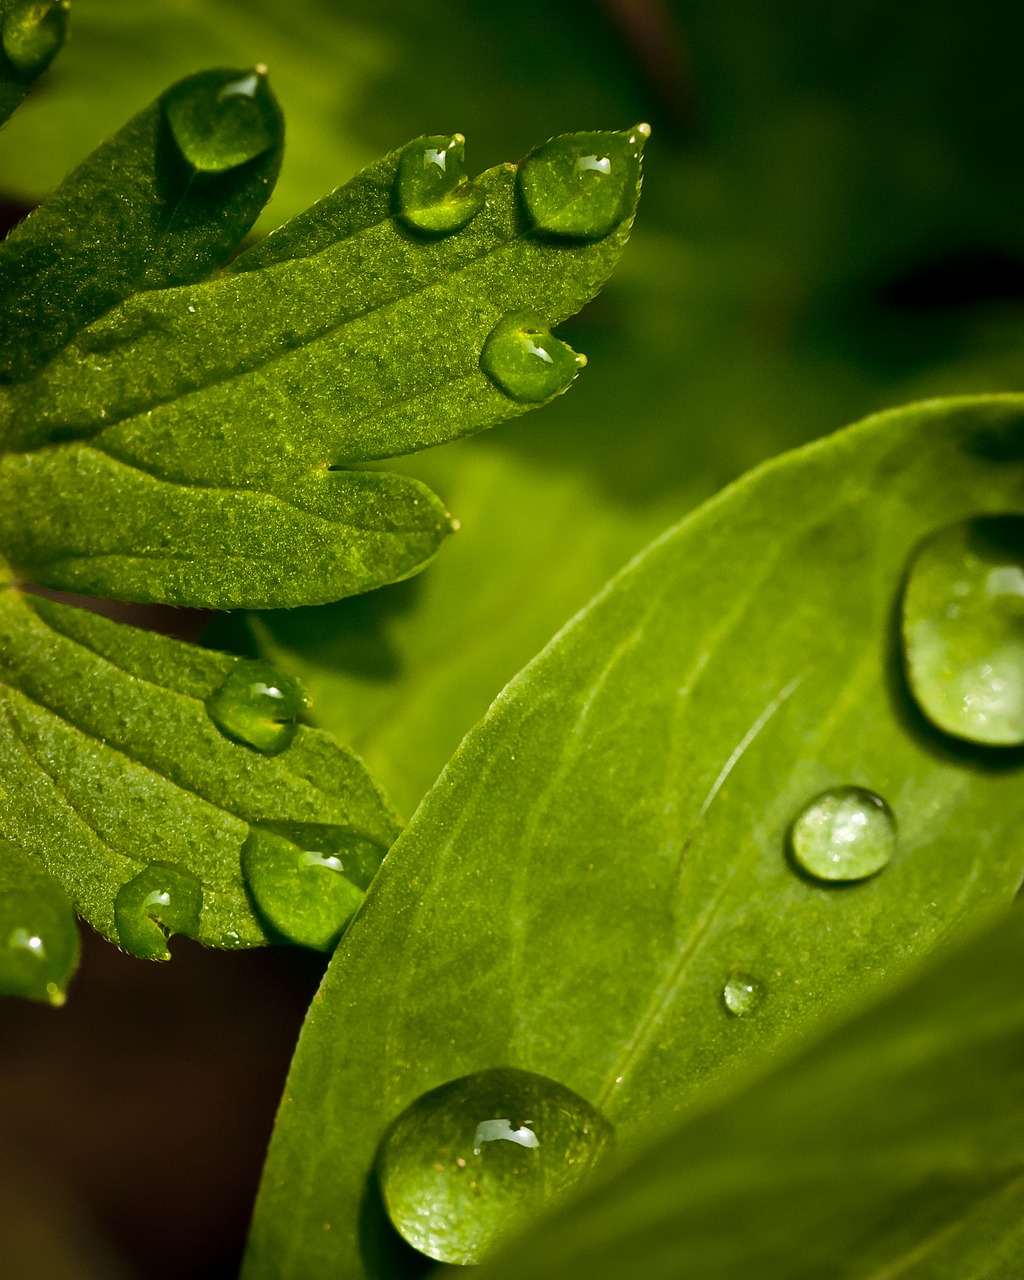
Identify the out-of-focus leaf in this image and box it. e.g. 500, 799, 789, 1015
242, 395, 1024, 1277
0, 0, 69, 126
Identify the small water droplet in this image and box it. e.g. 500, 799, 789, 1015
722, 970, 764, 1017
241, 826, 378, 951
377, 1067, 613, 1265
162, 67, 281, 173
902, 515, 1024, 745
113, 864, 202, 960
518, 125, 648, 242
1, 0, 68, 77
480, 311, 584, 403
394, 133, 484, 236
205, 659, 308, 756
789, 786, 896, 883
0, 883, 78, 1004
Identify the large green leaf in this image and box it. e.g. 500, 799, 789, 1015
0, 109, 643, 608
0, 570, 399, 971
242, 394, 1024, 1278
479, 903, 1024, 1280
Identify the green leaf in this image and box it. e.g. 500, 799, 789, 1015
0, 0, 69, 126
478, 904, 1024, 1280
0, 834, 78, 1003
0, 66, 283, 381
242, 394, 1024, 1278
0, 122, 642, 608
0, 570, 400, 958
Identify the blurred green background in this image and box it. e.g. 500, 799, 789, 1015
2, 1, 1024, 1275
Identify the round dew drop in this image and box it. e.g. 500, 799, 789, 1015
377, 1066, 614, 1266
789, 786, 896, 883
113, 864, 203, 960
162, 66, 281, 173
394, 134, 484, 236
901, 515, 1024, 746
1, 0, 69, 77
205, 658, 308, 756
480, 311, 585, 404
518, 124, 649, 242
240, 827, 369, 951
722, 970, 764, 1017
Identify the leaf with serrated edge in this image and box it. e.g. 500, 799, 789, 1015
0, 126, 642, 608
243, 395, 1024, 1278
0, 572, 400, 952
0, 66, 283, 382
479, 905, 1024, 1280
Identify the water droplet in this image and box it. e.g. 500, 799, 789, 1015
241, 827, 375, 951
1, 0, 69, 77
377, 1067, 613, 1265
394, 133, 484, 236
789, 786, 896, 883
518, 124, 649, 242
162, 67, 281, 173
0, 884, 78, 1004
113, 864, 202, 960
480, 311, 585, 404
722, 970, 764, 1017
902, 515, 1024, 746
205, 659, 308, 756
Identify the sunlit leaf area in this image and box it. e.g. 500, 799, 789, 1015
1, 2, 1023, 1278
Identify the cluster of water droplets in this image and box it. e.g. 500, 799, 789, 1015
1, 0, 68, 78
388, 126, 647, 405
377, 1067, 613, 1265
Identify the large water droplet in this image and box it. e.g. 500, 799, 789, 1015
0, 884, 78, 1005
162, 66, 280, 173
518, 125, 648, 242
722, 970, 764, 1017
394, 133, 484, 236
902, 515, 1024, 746
1, 0, 68, 77
241, 826, 375, 951
205, 659, 308, 756
377, 1066, 613, 1265
114, 864, 202, 960
480, 311, 585, 404
789, 786, 896, 883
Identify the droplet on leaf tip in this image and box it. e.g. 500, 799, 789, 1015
394, 133, 484, 236
518, 127, 645, 242
1, 0, 69, 77
480, 311, 583, 403
0, 883, 79, 1004
162, 67, 281, 173
377, 1067, 614, 1265
113, 865, 202, 960
205, 659, 307, 755
789, 786, 896, 883
901, 515, 1024, 746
